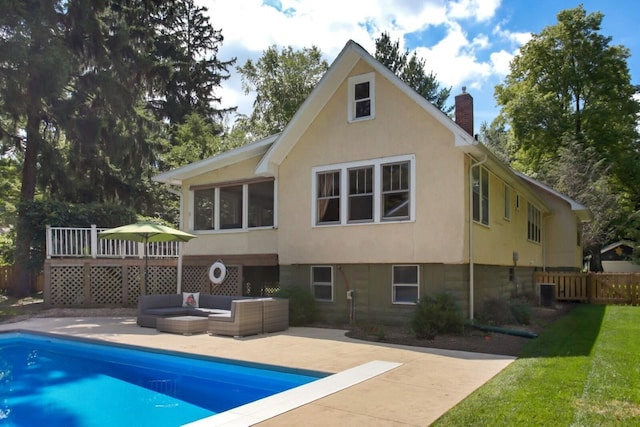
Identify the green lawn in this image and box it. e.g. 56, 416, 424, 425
433, 305, 640, 426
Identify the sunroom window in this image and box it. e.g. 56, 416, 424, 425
192, 179, 275, 231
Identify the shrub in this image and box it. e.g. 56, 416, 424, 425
274, 286, 317, 326
510, 299, 532, 325
411, 293, 464, 339
476, 297, 533, 325
476, 298, 513, 325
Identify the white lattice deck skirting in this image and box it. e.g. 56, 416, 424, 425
44, 259, 243, 307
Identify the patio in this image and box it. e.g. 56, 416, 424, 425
0, 316, 514, 426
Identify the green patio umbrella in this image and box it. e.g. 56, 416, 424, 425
98, 221, 196, 293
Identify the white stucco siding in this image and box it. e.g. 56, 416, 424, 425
277, 61, 467, 265
542, 196, 583, 268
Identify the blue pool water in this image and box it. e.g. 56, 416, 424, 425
0, 331, 324, 426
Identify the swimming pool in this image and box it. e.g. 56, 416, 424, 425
0, 331, 325, 426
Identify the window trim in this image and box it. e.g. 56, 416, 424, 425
311, 154, 416, 227
347, 72, 375, 122
504, 184, 511, 221
311, 265, 333, 302
190, 179, 277, 233
392, 264, 419, 305
348, 165, 374, 223
527, 202, 542, 243
472, 166, 490, 226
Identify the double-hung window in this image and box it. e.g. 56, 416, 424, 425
192, 179, 275, 231
527, 202, 541, 243
348, 73, 375, 122
311, 266, 333, 301
317, 171, 341, 224
472, 166, 489, 225
312, 155, 415, 226
392, 265, 419, 304
382, 162, 410, 220
504, 185, 511, 220
348, 166, 373, 222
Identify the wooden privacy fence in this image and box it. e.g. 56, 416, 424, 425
0, 265, 44, 293
533, 271, 640, 306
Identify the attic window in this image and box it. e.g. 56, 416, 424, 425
348, 72, 375, 122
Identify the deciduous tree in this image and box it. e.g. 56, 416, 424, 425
495, 6, 640, 181
237, 45, 328, 139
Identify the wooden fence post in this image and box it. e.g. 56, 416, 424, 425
587, 273, 595, 303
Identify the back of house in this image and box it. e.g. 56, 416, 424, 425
154, 40, 590, 324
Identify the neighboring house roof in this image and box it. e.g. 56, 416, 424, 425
514, 171, 593, 222
601, 240, 635, 254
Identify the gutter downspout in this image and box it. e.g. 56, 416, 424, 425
469, 154, 488, 321
165, 185, 184, 293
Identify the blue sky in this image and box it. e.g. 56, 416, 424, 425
198, 0, 640, 134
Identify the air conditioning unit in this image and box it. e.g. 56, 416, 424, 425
536, 283, 556, 308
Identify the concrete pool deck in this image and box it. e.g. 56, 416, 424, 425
0, 316, 515, 426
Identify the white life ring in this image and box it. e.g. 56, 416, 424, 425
209, 261, 227, 285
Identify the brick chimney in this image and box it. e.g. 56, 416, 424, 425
455, 86, 474, 137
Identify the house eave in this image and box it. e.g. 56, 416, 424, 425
153, 134, 279, 186
459, 142, 552, 213
514, 171, 593, 222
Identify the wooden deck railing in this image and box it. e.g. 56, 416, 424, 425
533, 271, 640, 306
46, 225, 180, 259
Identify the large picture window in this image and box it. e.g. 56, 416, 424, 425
392, 265, 419, 304
192, 179, 275, 231
312, 155, 415, 226
311, 266, 333, 301
472, 166, 489, 225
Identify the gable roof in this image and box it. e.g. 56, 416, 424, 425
254, 40, 477, 176
152, 39, 590, 222
601, 240, 635, 254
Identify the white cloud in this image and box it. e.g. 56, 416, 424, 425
492, 24, 531, 46
196, 0, 523, 118
489, 50, 514, 76
447, 0, 501, 22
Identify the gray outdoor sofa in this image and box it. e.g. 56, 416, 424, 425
137, 293, 289, 337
